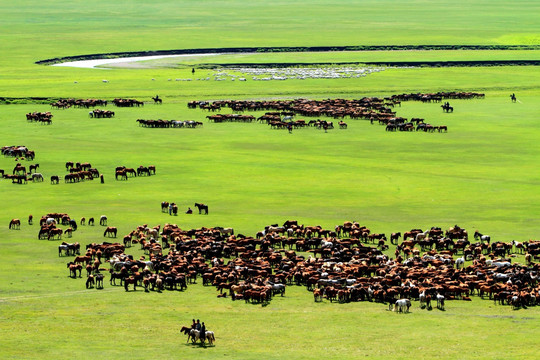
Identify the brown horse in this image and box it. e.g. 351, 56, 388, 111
115, 169, 127, 180
104, 226, 117, 237
9, 218, 21, 229
48, 228, 63, 240
161, 201, 169, 213
124, 276, 137, 291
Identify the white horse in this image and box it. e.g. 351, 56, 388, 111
419, 291, 429, 309
393, 298, 411, 313
455, 257, 465, 269
32, 173, 44, 182
436, 294, 445, 310
189, 329, 215, 345
415, 230, 429, 242
100, 215, 107, 226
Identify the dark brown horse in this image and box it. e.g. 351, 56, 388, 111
29, 163, 39, 173
195, 203, 208, 215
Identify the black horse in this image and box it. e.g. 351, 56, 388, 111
510, 93, 517, 103
152, 95, 162, 104
194, 203, 208, 214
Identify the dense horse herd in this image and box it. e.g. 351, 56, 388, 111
136, 119, 203, 128
188, 92, 484, 134
28, 215, 536, 312
26, 111, 53, 124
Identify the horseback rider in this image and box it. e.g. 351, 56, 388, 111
191, 319, 196, 329
195, 319, 201, 331
186, 207, 193, 214
200, 322, 206, 342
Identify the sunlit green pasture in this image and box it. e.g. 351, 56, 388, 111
1, 92, 540, 359
1, 0, 540, 358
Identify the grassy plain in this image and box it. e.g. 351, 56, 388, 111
1, 0, 540, 359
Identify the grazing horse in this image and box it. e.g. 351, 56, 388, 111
32, 173, 44, 182
28, 214, 33, 225
115, 169, 127, 180
88, 217, 95, 226
103, 226, 117, 237
390, 232, 401, 245
9, 218, 21, 229
99, 215, 107, 226
393, 298, 411, 313
50, 175, 59, 184
80, 217, 86, 226
195, 203, 208, 214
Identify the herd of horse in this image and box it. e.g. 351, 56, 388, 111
33, 215, 536, 316
89, 109, 115, 118
26, 111, 53, 124
115, 165, 156, 180
136, 119, 203, 128
188, 92, 480, 134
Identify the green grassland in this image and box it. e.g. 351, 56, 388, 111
1, 0, 540, 359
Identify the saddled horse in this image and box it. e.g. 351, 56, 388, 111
9, 218, 21, 229
441, 103, 453, 112
188, 329, 215, 346
195, 203, 208, 214
510, 93, 517, 103
104, 226, 117, 237
152, 96, 162, 104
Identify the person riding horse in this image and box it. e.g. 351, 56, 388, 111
200, 322, 206, 342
